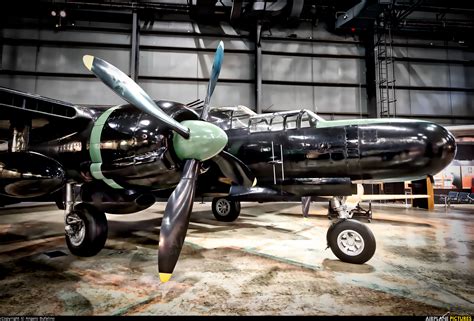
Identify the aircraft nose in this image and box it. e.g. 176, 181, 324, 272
422, 122, 456, 173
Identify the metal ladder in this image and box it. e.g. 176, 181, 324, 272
375, 22, 397, 117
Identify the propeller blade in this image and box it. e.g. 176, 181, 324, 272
158, 159, 199, 282
200, 41, 224, 121
83, 55, 190, 139
211, 151, 257, 188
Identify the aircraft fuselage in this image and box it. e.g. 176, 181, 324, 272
0, 101, 456, 200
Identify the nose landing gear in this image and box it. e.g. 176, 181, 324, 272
326, 197, 376, 264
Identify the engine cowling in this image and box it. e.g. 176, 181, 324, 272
80, 182, 156, 214
0, 152, 65, 198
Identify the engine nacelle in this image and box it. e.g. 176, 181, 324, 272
80, 182, 156, 214
0, 152, 65, 198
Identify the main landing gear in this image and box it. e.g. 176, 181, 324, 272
63, 183, 108, 257
326, 197, 376, 264
211, 197, 241, 222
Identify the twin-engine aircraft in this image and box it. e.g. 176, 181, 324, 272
0, 41, 456, 282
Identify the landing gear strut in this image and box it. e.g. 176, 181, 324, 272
326, 197, 376, 264
327, 199, 372, 222
64, 183, 108, 257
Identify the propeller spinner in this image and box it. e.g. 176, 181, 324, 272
83, 41, 247, 283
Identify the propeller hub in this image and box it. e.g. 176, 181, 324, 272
172, 120, 228, 161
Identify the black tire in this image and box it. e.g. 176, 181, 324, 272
65, 203, 108, 257
327, 219, 376, 264
212, 197, 241, 222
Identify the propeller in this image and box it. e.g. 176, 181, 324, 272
158, 41, 225, 282
83, 41, 254, 283
82, 55, 190, 138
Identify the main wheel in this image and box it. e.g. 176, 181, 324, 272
65, 203, 108, 257
212, 197, 241, 222
327, 219, 376, 264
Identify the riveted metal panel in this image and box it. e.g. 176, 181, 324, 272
410, 90, 451, 115
262, 55, 312, 82
312, 58, 364, 84
450, 65, 474, 88
139, 79, 198, 104
197, 52, 253, 80
407, 47, 448, 60
35, 77, 124, 105
394, 61, 410, 86
262, 41, 364, 56
0, 75, 36, 93
409, 63, 450, 87
450, 92, 474, 116
313, 86, 367, 114
198, 82, 253, 108
139, 51, 197, 78
394, 90, 412, 115
2, 45, 37, 71
261, 85, 313, 112
140, 35, 254, 51
36, 47, 130, 74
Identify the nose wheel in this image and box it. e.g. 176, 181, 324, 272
326, 219, 376, 264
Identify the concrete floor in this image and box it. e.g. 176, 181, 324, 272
0, 201, 473, 315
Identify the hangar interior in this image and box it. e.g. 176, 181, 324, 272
0, 0, 473, 316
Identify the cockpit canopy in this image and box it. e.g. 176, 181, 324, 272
207, 106, 324, 132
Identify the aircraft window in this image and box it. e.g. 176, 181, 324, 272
300, 112, 318, 128
231, 114, 250, 129
270, 115, 284, 131
285, 114, 298, 130
250, 118, 269, 133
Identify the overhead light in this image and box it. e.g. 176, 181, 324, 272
60, 10, 66, 18
51, 10, 57, 17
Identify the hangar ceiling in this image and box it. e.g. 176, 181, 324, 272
2, 0, 473, 40
0, 0, 473, 123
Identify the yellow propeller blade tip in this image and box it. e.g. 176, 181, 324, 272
159, 273, 172, 283
83, 55, 94, 71
252, 178, 257, 187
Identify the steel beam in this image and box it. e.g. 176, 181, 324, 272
363, 26, 378, 118
130, 10, 139, 82
255, 22, 262, 114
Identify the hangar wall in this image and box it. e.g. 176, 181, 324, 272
392, 36, 474, 125
0, 19, 472, 123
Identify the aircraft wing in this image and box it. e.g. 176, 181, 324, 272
0, 86, 92, 121
0, 86, 94, 146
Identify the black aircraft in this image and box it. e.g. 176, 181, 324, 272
0, 42, 456, 282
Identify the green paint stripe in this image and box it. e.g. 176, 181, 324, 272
103, 178, 123, 189
89, 106, 119, 163
90, 163, 104, 179
89, 106, 124, 189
